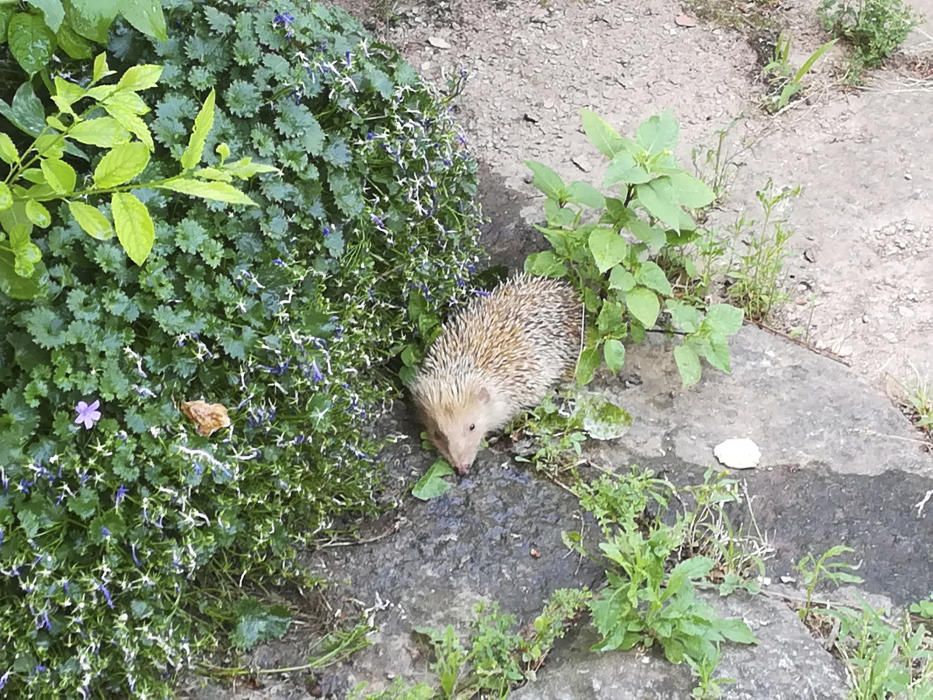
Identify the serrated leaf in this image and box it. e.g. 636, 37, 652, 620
102, 102, 154, 151
116, 64, 163, 92
68, 201, 113, 240
635, 261, 673, 296
68, 117, 131, 147
8, 13, 57, 76
580, 109, 624, 159
625, 286, 660, 328
25, 200, 51, 228
92, 52, 114, 83
636, 112, 679, 154
608, 266, 636, 292
111, 192, 154, 265
181, 88, 215, 170
93, 142, 150, 188
603, 339, 626, 373
40, 158, 77, 194
157, 178, 255, 205
120, 0, 167, 41
0, 183, 12, 211
411, 460, 455, 501
524, 159, 565, 201
636, 179, 683, 229
0, 82, 46, 137
0, 134, 19, 165
674, 344, 702, 387
704, 303, 744, 335
669, 172, 715, 209
231, 598, 292, 651
588, 227, 629, 273
53, 79, 85, 118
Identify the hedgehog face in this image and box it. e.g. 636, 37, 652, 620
422, 385, 495, 475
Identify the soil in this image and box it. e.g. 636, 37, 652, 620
334, 0, 933, 406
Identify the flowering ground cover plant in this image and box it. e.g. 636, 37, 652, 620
0, 0, 482, 695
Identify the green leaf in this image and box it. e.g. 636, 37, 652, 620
0, 183, 12, 211
157, 178, 255, 206
111, 192, 154, 265
704, 303, 744, 335
92, 52, 115, 83
119, 0, 167, 41
221, 157, 278, 179
636, 112, 679, 154
588, 227, 628, 273
674, 344, 702, 387
0, 7, 11, 39
115, 63, 163, 92
669, 172, 715, 209
524, 250, 567, 278
25, 0, 65, 32
566, 181, 605, 208
716, 617, 757, 645
52, 76, 85, 115
0, 248, 43, 299
56, 21, 93, 59
40, 158, 77, 194
67, 485, 99, 520
524, 159, 565, 201
578, 394, 631, 439
0, 134, 19, 165
25, 200, 51, 228
580, 109, 624, 159
231, 598, 292, 651
68, 117, 131, 147
102, 102, 154, 151
697, 334, 731, 373
608, 266, 636, 292
597, 299, 625, 334
625, 286, 660, 328
93, 142, 150, 187
636, 179, 683, 229
635, 261, 673, 296
68, 201, 113, 240
0, 82, 47, 136
412, 460, 455, 500
180, 88, 215, 170
603, 339, 626, 373
8, 13, 57, 76
66, 0, 120, 43
604, 152, 653, 186
666, 300, 701, 333
575, 344, 601, 385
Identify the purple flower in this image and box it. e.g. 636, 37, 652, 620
130, 543, 142, 567
97, 582, 114, 608
272, 258, 285, 266
74, 399, 101, 430
35, 664, 46, 673
273, 11, 294, 26
310, 360, 324, 383
115, 484, 128, 506
0, 670, 9, 690
100, 526, 111, 539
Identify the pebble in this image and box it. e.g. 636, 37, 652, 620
898, 306, 915, 318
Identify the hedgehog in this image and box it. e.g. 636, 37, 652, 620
410, 273, 583, 475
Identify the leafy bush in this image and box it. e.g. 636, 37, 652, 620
0, 0, 481, 695
523, 110, 745, 388
818, 0, 921, 79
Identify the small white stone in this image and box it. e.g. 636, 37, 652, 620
714, 437, 761, 470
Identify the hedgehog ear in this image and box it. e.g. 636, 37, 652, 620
475, 386, 490, 404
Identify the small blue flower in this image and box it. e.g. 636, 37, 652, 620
34, 664, 46, 674
98, 582, 114, 608
130, 543, 142, 568
74, 399, 102, 430
101, 526, 111, 539
115, 484, 128, 505
0, 670, 9, 690
272, 258, 285, 266
310, 360, 324, 383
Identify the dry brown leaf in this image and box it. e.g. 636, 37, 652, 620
181, 400, 231, 437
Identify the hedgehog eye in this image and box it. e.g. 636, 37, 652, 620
469, 423, 475, 431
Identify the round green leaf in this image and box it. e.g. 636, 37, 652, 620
111, 192, 154, 266
68, 201, 113, 240
588, 227, 628, 274
93, 142, 150, 188
608, 266, 636, 292
635, 261, 673, 296
603, 338, 626, 373
0, 182, 12, 211
411, 460, 455, 501
8, 12, 57, 76
635, 179, 683, 229
25, 199, 51, 228
0, 133, 20, 165
636, 112, 679, 154
624, 286, 660, 328
704, 303, 744, 336
55, 21, 94, 59
66, 0, 119, 43
40, 158, 77, 194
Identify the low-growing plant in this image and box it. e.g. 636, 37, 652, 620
523, 110, 745, 388
795, 544, 864, 622
0, 0, 167, 77
818, 0, 922, 81
690, 116, 744, 207
761, 33, 837, 113
0, 0, 482, 695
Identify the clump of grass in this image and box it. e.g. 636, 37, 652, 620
818, 0, 922, 81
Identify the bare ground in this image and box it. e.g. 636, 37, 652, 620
337, 0, 933, 403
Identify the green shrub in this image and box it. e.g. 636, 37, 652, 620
818, 0, 921, 78
0, 0, 481, 695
